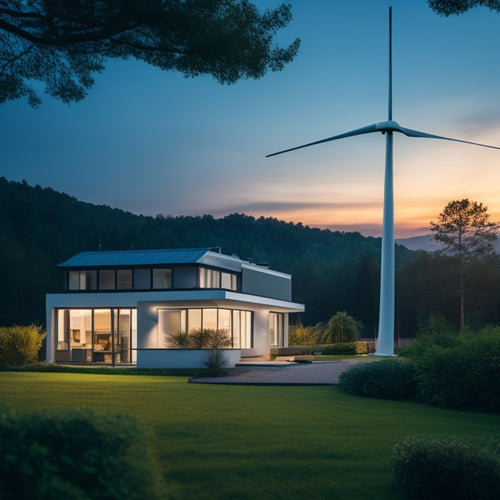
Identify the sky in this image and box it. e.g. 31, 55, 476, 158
2, 0, 500, 238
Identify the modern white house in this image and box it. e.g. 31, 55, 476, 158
46, 248, 304, 368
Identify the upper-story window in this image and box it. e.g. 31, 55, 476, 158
117, 269, 133, 289
69, 270, 97, 290
133, 268, 151, 289
199, 267, 237, 290
153, 268, 173, 289
199, 268, 220, 288
66, 266, 236, 291
99, 269, 115, 290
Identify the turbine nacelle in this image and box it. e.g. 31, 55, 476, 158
375, 120, 401, 133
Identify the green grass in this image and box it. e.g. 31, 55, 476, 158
1, 372, 498, 499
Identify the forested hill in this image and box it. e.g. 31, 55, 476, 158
0, 177, 414, 332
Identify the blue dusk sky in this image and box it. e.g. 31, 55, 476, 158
1, 0, 500, 237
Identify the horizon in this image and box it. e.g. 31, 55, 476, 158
2, 1, 500, 238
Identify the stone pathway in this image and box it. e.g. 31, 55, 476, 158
190, 361, 356, 385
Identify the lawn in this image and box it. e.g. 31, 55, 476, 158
1, 371, 498, 499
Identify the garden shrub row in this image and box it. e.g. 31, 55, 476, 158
270, 341, 373, 358
400, 327, 500, 412
392, 435, 500, 500
338, 360, 417, 400
338, 326, 500, 412
0, 406, 162, 500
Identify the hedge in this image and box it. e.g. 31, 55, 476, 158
0, 406, 162, 499
392, 435, 500, 499
338, 359, 417, 400
270, 342, 373, 358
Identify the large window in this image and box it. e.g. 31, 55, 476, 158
158, 308, 252, 348
56, 308, 136, 364
269, 312, 285, 347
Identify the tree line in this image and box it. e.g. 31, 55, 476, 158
1, 177, 499, 336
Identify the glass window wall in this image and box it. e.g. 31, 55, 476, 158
158, 307, 253, 349
55, 308, 136, 364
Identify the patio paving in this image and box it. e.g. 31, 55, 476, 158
190, 360, 356, 385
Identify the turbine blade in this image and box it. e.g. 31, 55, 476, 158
398, 126, 500, 150
266, 123, 379, 158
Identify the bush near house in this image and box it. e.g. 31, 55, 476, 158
167, 328, 231, 349
0, 324, 45, 366
288, 323, 318, 346
411, 328, 500, 412
0, 406, 162, 500
338, 360, 417, 400
392, 435, 500, 500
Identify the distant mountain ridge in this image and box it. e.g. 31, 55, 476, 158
397, 234, 500, 253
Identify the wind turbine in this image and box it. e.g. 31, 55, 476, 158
267, 6, 500, 356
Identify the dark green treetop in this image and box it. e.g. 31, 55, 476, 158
0, 0, 300, 107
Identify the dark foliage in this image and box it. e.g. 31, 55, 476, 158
392, 435, 500, 500
1, 178, 499, 335
338, 359, 417, 400
0, 0, 300, 106
319, 343, 358, 355
0, 406, 162, 499
411, 327, 500, 412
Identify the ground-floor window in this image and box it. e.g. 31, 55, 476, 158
269, 312, 285, 347
56, 308, 137, 364
158, 308, 253, 349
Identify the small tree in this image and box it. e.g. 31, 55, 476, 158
288, 319, 318, 346
430, 199, 498, 331
317, 311, 360, 344
0, 325, 45, 365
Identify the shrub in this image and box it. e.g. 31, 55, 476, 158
204, 349, 229, 376
167, 328, 231, 349
399, 331, 459, 360
0, 406, 162, 500
416, 313, 456, 337
413, 328, 500, 412
338, 360, 417, 400
288, 323, 318, 346
392, 435, 500, 500
321, 343, 357, 355
317, 312, 360, 344
0, 325, 46, 366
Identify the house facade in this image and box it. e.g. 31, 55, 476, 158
46, 248, 304, 368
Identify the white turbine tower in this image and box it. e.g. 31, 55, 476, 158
267, 6, 500, 356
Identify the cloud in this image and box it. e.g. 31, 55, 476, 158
210, 199, 382, 216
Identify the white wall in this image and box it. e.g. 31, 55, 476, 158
137, 349, 241, 369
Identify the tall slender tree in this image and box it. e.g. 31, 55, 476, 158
430, 199, 498, 331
